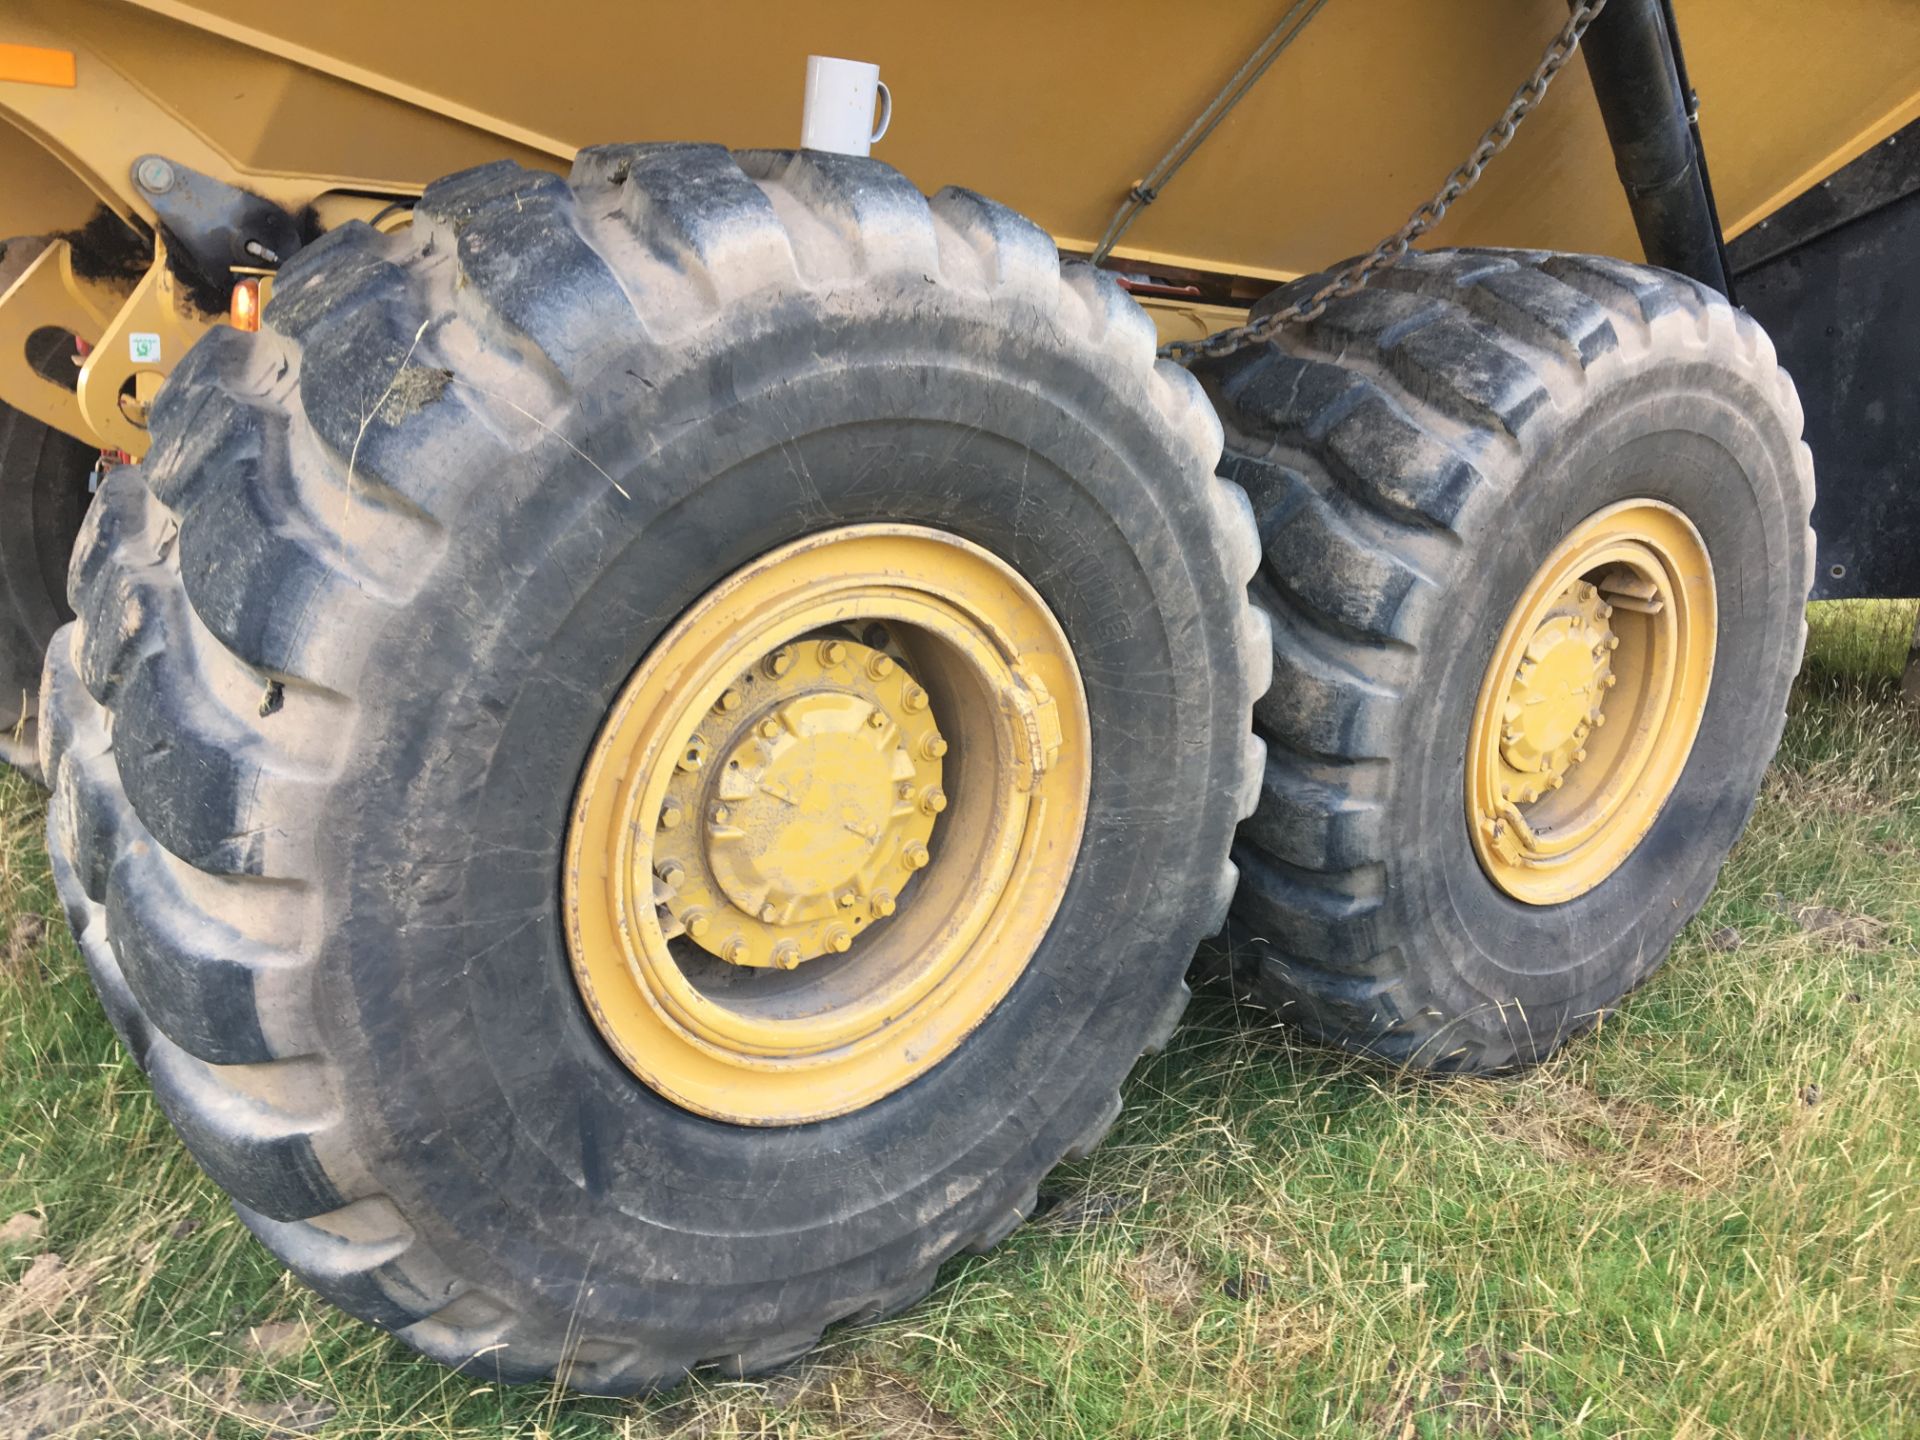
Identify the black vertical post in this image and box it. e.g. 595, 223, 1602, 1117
1575, 0, 1731, 294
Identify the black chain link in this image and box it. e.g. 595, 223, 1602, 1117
1160, 0, 1610, 364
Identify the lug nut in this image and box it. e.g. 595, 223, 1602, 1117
824, 926, 854, 954
1549, 774, 1564, 790
656, 860, 685, 886
678, 736, 707, 772
922, 733, 948, 760
1573, 748, 1587, 764
838, 890, 858, 908
903, 685, 928, 713
902, 841, 930, 871
724, 937, 751, 965
772, 941, 802, 970
819, 640, 847, 667
870, 889, 896, 917
920, 786, 948, 816
659, 798, 684, 830
684, 908, 711, 939
898, 782, 915, 800
716, 689, 742, 713
867, 711, 887, 729
867, 654, 896, 679
759, 902, 778, 923
764, 646, 795, 678
135, 156, 176, 194
1607, 636, 1621, 651
711, 803, 731, 825
759, 717, 781, 740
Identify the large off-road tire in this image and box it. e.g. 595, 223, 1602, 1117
1195, 249, 1813, 1071
40, 147, 1264, 1391
0, 393, 93, 774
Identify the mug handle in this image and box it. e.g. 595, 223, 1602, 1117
870, 80, 893, 145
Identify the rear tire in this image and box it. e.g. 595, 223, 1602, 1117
1195, 249, 1814, 1070
42, 147, 1264, 1391
1, 392, 92, 775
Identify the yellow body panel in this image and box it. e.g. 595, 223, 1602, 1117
81, 0, 1920, 270
0, 0, 1915, 449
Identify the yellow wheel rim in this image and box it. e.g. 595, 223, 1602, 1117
1466, 500, 1716, 906
564, 525, 1090, 1125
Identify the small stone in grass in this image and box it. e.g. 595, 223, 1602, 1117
1707, 926, 1743, 952
1222, 1270, 1269, 1301
1802, 1083, 1822, 1106
0, 1212, 45, 1245
245, 1319, 313, 1360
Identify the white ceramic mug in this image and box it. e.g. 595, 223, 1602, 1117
801, 55, 892, 157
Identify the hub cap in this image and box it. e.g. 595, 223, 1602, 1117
1466, 500, 1716, 906
564, 526, 1090, 1124
660, 637, 944, 970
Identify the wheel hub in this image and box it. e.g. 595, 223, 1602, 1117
655, 637, 944, 969
1466, 500, 1716, 906
1496, 581, 1615, 799
562, 525, 1090, 1125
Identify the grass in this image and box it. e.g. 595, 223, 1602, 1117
2, 601, 1916, 1439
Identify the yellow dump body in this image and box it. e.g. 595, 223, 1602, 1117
2, 0, 1918, 447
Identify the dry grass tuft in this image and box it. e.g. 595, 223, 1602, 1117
0, 599, 1916, 1438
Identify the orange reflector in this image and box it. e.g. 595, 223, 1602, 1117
0, 44, 76, 88
229, 278, 262, 333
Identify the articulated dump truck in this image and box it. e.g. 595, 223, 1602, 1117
1, 0, 1915, 1392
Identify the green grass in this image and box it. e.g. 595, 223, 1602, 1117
3, 601, 1916, 1439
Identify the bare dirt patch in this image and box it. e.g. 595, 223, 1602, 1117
1118, 1239, 1211, 1321
1473, 1077, 1742, 1193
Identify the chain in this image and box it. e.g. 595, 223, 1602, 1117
1160, 0, 1609, 364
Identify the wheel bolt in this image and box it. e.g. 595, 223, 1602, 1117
760, 902, 778, 922
678, 736, 707, 772
1592, 712, 1607, 727
1607, 636, 1620, 651
868, 654, 895, 679
1549, 775, 1564, 790
903, 685, 928, 713
819, 640, 847, 667
922, 733, 947, 759
1573, 748, 1587, 764
764, 646, 794, 679
711, 803, 731, 825
772, 941, 801, 970
657, 860, 686, 887
824, 926, 853, 954
902, 842, 930, 871
871, 889, 896, 917
838, 890, 858, 908
716, 689, 743, 713
867, 711, 887, 729
898, 782, 914, 800
659, 799, 684, 830
724, 937, 751, 964
921, 786, 948, 815
684, 909, 711, 939
759, 717, 781, 740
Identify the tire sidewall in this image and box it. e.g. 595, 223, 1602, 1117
312, 298, 1239, 1338
1391, 365, 1805, 1049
